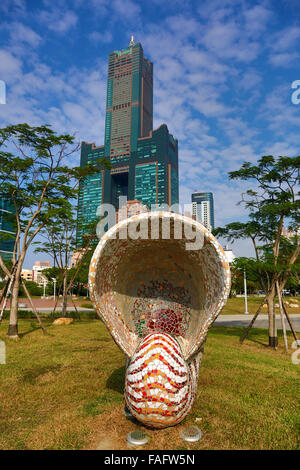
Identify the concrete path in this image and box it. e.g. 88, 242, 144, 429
18, 307, 94, 313
215, 314, 300, 332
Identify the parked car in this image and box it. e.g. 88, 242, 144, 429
282, 289, 291, 296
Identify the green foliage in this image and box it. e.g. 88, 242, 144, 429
0, 123, 111, 332
215, 155, 300, 295
0, 122, 110, 264
230, 257, 261, 294
19, 280, 43, 297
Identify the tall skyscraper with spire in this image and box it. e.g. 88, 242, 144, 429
77, 38, 179, 245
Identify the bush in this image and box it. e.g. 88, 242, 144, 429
19, 281, 43, 297
1, 310, 99, 320
1, 310, 35, 319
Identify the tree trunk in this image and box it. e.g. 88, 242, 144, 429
62, 271, 68, 317
8, 272, 20, 338
276, 281, 288, 352
267, 288, 277, 348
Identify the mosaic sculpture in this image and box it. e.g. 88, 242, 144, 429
89, 212, 230, 428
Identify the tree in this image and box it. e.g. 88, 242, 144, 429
36, 214, 101, 315
230, 257, 261, 295
34, 205, 77, 317
0, 123, 110, 337
214, 155, 300, 348
68, 247, 94, 295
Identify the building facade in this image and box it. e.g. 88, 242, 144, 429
192, 192, 215, 231
77, 38, 179, 245
0, 197, 15, 261
21, 269, 33, 282
223, 245, 235, 264
32, 261, 51, 286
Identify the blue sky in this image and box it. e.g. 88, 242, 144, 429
0, 0, 299, 267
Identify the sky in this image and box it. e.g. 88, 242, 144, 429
0, 0, 299, 268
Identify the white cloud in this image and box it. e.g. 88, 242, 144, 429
243, 5, 273, 36
38, 9, 78, 33
112, 0, 141, 21
0, 50, 22, 82
89, 31, 113, 44
0, 49, 107, 146
271, 26, 300, 52
269, 52, 299, 67
0, 0, 26, 15
0, 22, 42, 48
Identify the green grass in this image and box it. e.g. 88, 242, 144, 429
79, 301, 93, 309
222, 296, 300, 315
0, 318, 299, 450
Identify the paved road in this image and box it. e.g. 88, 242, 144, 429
215, 314, 300, 332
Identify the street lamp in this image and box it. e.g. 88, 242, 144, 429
43, 278, 46, 299
52, 278, 57, 302
244, 268, 248, 314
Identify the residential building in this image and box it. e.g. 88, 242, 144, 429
32, 261, 51, 285
21, 269, 33, 281
192, 192, 215, 231
224, 245, 236, 264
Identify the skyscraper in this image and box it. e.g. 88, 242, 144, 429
192, 192, 215, 231
77, 38, 179, 245
0, 197, 15, 261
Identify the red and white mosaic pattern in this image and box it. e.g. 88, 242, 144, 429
125, 333, 201, 428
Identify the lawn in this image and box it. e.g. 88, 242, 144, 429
223, 296, 300, 315
0, 318, 299, 450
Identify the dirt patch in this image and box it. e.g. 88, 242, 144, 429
86, 404, 206, 451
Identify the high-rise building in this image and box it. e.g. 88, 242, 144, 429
192, 192, 215, 231
0, 197, 15, 261
77, 38, 179, 245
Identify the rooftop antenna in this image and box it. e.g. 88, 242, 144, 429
129, 35, 135, 46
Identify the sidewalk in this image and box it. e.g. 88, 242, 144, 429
0, 297, 90, 310
215, 314, 300, 332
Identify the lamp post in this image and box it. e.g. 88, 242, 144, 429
43, 279, 46, 299
244, 268, 248, 314
52, 278, 56, 302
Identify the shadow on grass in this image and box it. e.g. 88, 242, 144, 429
19, 326, 48, 338
210, 325, 245, 337
106, 366, 126, 395
210, 325, 270, 347
21, 364, 62, 384
83, 368, 125, 417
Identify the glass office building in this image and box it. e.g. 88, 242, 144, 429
192, 192, 215, 231
0, 197, 15, 261
76, 38, 179, 245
